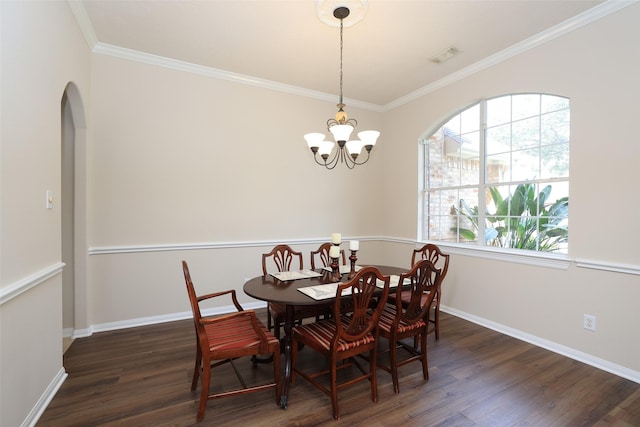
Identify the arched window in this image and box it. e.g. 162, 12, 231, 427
421, 93, 569, 253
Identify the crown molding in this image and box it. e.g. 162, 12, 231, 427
66, 0, 98, 49
384, 0, 639, 110
68, 0, 637, 113
92, 42, 384, 113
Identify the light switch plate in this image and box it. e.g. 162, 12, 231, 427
46, 190, 53, 209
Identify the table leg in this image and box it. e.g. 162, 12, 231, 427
280, 303, 294, 409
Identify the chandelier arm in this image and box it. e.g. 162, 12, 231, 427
328, 151, 340, 169
343, 149, 357, 169
351, 150, 371, 166
314, 149, 341, 170
324, 152, 341, 170
313, 154, 328, 167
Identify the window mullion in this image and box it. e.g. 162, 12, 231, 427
478, 100, 487, 246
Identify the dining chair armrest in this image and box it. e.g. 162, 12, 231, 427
197, 289, 244, 311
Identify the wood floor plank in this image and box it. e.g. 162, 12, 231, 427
37, 311, 640, 426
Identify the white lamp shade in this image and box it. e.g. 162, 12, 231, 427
304, 132, 325, 149
329, 124, 354, 142
345, 140, 365, 156
358, 130, 380, 147
318, 140, 335, 156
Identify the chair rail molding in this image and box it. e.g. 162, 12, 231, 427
0, 262, 65, 306
88, 237, 381, 255
88, 238, 639, 275
575, 258, 640, 276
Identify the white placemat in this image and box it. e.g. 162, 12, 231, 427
377, 275, 401, 288
298, 283, 353, 300
270, 269, 322, 281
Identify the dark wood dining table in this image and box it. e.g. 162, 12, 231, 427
243, 264, 407, 409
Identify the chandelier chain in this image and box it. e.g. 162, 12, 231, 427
339, 17, 344, 106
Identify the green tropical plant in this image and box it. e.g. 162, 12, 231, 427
451, 183, 568, 252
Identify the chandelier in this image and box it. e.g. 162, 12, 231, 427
304, 5, 380, 170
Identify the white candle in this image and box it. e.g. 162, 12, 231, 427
349, 240, 359, 251
331, 233, 341, 244
329, 245, 340, 258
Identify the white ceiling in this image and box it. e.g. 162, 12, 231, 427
76, 0, 610, 108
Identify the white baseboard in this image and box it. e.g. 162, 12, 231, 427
79, 301, 268, 335
22, 368, 68, 427
441, 305, 640, 385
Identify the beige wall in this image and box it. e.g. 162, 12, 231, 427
85, 54, 385, 327
88, 55, 384, 247
1, 1, 639, 426
380, 3, 640, 374
0, 1, 92, 426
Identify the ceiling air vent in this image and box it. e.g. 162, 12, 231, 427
430, 46, 461, 64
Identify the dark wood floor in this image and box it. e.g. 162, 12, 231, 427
38, 310, 640, 427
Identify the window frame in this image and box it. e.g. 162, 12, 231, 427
419, 93, 570, 259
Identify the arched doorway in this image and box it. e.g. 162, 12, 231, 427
61, 82, 89, 353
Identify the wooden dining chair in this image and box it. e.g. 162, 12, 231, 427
377, 259, 441, 393
182, 260, 281, 422
389, 243, 450, 340
291, 266, 391, 420
310, 242, 346, 270
262, 244, 326, 339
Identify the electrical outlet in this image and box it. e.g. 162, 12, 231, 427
583, 314, 596, 331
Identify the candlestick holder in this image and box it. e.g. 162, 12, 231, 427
330, 257, 341, 282
348, 250, 358, 279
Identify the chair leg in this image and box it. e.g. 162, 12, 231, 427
291, 336, 298, 385
370, 347, 379, 404
197, 356, 211, 422
267, 304, 273, 331
331, 356, 339, 420
390, 340, 400, 394
421, 332, 429, 381
273, 319, 281, 340
434, 305, 440, 340
273, 347, 282, 404
191, 345, 201, 391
